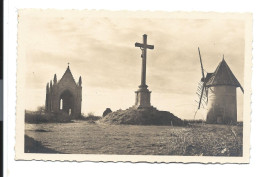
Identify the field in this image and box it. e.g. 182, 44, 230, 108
25, 121, 243, 156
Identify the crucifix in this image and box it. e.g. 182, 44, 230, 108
135, 34, 154, 88
134, 34, 154, 108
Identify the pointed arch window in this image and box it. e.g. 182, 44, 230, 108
60, 99, 63, 110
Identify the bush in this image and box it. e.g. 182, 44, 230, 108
183, 119, 205, 124
25, 110, 72, 124
80, 112, 101, 121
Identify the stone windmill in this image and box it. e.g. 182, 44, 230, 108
197, 47, 244, 124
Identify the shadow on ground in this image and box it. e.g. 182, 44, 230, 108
24, 135, 61, 153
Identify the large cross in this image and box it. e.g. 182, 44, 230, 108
135, 34, 154, 87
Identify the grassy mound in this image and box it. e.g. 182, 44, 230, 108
99, 107, 185, 126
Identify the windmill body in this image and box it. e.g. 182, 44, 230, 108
197, 48, 243, 124
204, 59, 243, 124
206, 84, 237, 124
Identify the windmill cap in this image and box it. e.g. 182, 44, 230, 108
205, 59, 242, 88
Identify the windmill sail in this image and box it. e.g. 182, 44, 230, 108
198, 47, 205, 80
196, 80, 208, 109
197, 47, 206, 109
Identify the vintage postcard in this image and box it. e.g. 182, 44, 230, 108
15, 10, 252, 163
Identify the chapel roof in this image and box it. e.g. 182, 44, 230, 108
58, 66, 77, 85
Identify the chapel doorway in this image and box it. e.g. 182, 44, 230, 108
59, 90, 74, 116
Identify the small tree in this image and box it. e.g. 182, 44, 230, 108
87, 112, 95, 117
37, 106, 45, 114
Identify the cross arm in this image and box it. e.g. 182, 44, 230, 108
135, 43, 154, 50
135, 42, 144, 48
146, 44, 154, 49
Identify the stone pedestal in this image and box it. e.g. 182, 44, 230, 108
134, 85, 151, 108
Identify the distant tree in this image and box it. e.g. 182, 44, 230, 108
37, 106, 45, 114
87, 112, 95, 117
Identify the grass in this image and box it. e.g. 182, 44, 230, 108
25, 111, 72, 124
78, 113, 101, 122
24, 135, 60, 153
167, 123, 242, 156
25, 121, 242, 156
25, 111, 101, 124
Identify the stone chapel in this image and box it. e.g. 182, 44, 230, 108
45, 65, 82, 118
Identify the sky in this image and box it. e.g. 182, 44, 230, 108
18, 10, 245, 120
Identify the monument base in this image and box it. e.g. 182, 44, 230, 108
134, 85, 151, 108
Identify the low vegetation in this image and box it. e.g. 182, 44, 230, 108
25, 111, 72, 124
25, 109, 101, 124
168, 124, 242, 156
25, 121, 242, 156
78, 113, 102, 122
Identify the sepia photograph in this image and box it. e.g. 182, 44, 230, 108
15, 10, 252, 163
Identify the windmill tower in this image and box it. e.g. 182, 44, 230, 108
197, 48, 244, 124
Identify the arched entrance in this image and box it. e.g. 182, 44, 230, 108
59, 90, 74, 116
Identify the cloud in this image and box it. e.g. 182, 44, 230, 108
19, 10, 245, 120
